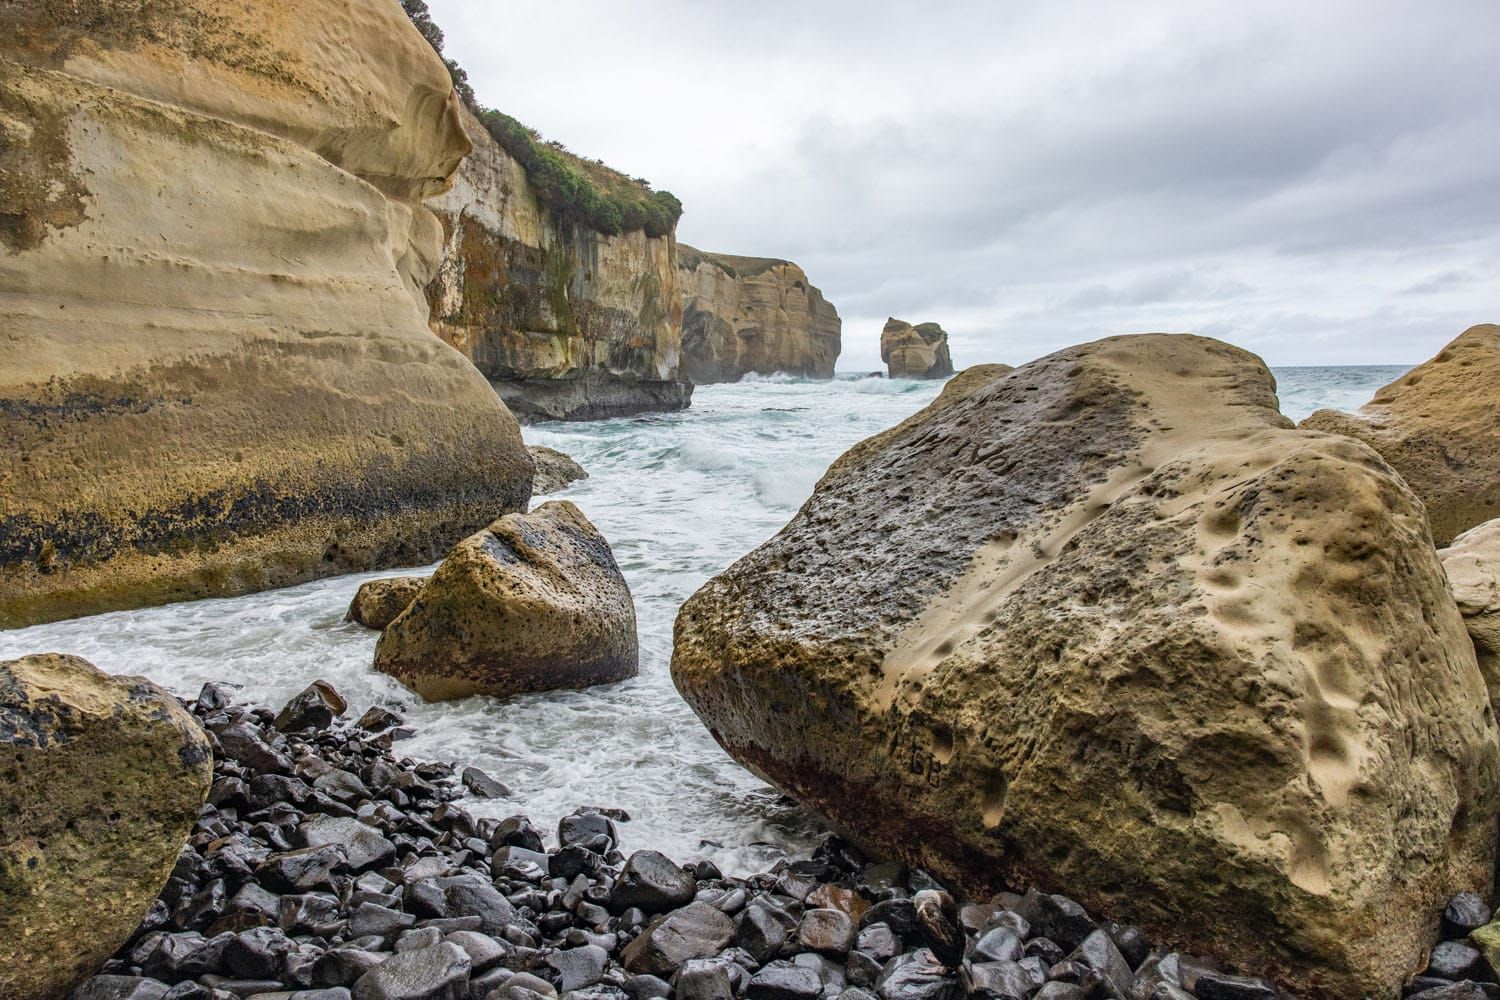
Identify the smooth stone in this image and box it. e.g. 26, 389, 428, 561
747, 961, 824, 1000
301, 815, 397, 872
737, 899, 799, 965
1446, 894, 1494, 939
973, 927, 1024, 964
1192, 971, 1280, 1000
676, 960, 735, 1000
855, 924, 899, 964
352, 941, 471, 1000
446, 930, 507, 973
872, 953, 959, 1000
273, 681, 347, 732
1406, 984, 1492, 1000
610, 851, 697, 915
621, 902, 736, 978
462, 768, 510, 799
72, 977, 173, 1000
966, 961, 1034, 1000
798, 909, 856, 956
1430, 942, 1482, 981
547, 945, 609, 993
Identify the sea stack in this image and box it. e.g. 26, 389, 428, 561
672, 333, 1498, 996
881, 318, 955, 378
0, 0, 533, 628
677, 245, 842, 382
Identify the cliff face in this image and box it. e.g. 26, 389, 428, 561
882, 318, 955, 378
0, 0, 532, 627
424, 107, 691, 421
676, 245, 842, 383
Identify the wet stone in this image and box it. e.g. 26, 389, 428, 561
72, 976, 173, 1000
547, 944, 610, 992
460, 766, 509, 799
274, 681, 347, 733
676, 959, 735, 1000
1068, 930, 1133, 999
611, 851, 697, 915
873, 953, 960, 1000
621, 902, 735, 978
1192, 971, 1280, 1000
797, 908, 856, 955
1446, 894, 1495, 939
1018, 891, 1097, 953
973, 927, 1023, 964
301, 815, 396, 872
559, 811, 617, 853
747, 961, 824, 1000
967, 960, 1034, 1000
737, 899, 798, 965
351, 941, 471, 1000
1430, 942, 1482, 981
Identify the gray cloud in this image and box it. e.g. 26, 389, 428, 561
428, 0, 1500, 369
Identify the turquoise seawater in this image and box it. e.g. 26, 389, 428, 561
0, 365, 1407, 871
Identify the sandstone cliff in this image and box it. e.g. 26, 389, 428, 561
424, 106, 692, 421
676, 245, 842, 383
0, 0, 532, 627
881, 318, 955, 379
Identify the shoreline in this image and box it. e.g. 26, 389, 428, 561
72, 681, 1478, 1000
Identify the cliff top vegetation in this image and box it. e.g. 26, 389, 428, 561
401, 0, 683, 239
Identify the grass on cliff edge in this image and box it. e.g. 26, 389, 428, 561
402, 0, 683, 240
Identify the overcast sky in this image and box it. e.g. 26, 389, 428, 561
427, 0, 1498, 370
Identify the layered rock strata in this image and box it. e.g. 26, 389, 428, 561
0, 0, 532, 628
677, 245, 842, 383
425, 107, 691, 422
1302, 324, 1500, 546
672, 333, 1498, 996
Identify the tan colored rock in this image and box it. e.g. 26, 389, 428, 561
375, 501, 637, 701
672, 334, 1498, 997
530, 446, 589, 494
0, 0, 532, 628
1440, 518, 1500, 711
881, 318, 954, 379
347, 576, 428, 631
425, 105, 691, 421
0, 653, 213, 999
677, 245, 842, 383
1301, 324, 1500, 546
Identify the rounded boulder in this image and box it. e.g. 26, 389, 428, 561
373, 501, 637, 701
0, 653, 213, 999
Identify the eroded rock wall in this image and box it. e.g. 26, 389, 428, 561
677, 244, 842, 383
0, 0, 534, 628
424, 106, 691, 421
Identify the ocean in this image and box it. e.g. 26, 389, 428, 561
0, 365, 1409, 873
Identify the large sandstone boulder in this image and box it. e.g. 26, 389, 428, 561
881, 318, 954, 379
672, 334, 1499, 996
374, 501, 638, 701
1440, 518, 1500, 711
346, 576, 428, 631
0, 0, 532, 628
677, 245, 842, 383
0, 654, 213, 999
1302, 324, 1500, 545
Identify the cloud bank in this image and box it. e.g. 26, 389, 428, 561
427, 0, 1499, 368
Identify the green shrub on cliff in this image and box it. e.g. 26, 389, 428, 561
400, 1, 681, 239
476, 111, 681, 238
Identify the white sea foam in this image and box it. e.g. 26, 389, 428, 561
0, 365, 1404, 871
